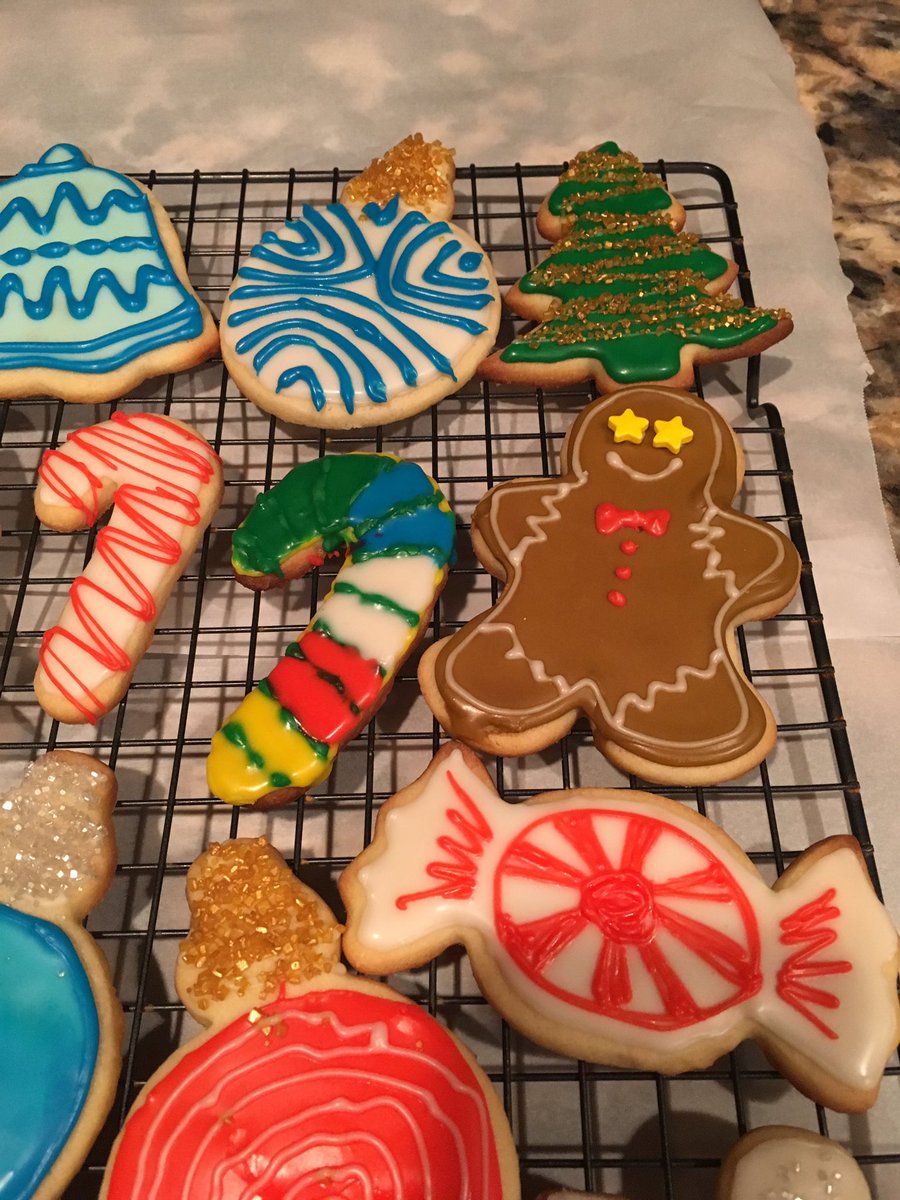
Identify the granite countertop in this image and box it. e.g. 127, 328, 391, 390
762, 0, 899, 554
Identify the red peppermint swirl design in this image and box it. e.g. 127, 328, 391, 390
493, 808, 762, 1028
105, 988, 504, 1200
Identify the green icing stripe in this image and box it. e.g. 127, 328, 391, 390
221, 721, 265, 768
332, 581, 421, 627
258, 677, 331, 759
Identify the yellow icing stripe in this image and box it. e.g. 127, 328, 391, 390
207, 689, 333, 806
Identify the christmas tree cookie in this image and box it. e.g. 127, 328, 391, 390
0, 144, 218, 403
220, 134, 501, 429
419, 385, 802, 784
479, 141, 792, 392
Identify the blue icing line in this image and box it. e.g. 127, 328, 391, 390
458, 250, 484, 272
0, 904, 99, 1199
0, 145, 205, 373
225, 197, 495, 410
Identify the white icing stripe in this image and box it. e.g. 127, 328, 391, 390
731, 1135, 871, 1200
339, 556, 441, 612
315, 590, 418, 667
443, 388, 791, 751
350, 749, 900, 1091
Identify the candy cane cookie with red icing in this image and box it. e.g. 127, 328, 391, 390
34, 411, 223, 724
341, 744, 900, 1113
101, 837, 520, 1200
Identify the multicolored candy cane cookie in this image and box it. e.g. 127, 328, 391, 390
478, 141, 792, 392
341, 744, 900, 1113
419, 386, 801, 784
0, 751, 121, 1200
717, 1126, 872, 1200
0, 144, 218, 403
207, 452, 456, 807
34, 411, 224, 724
220, 134, 501, 429
101, 837, 520, 1200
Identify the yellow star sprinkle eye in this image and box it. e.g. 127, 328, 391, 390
653, 415, 694, 454
607, 407, 649, 444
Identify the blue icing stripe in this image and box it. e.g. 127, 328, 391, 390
0, 143, 205, 374
355, 504, 456, 561
224, 196, 495, 415
348, 459, 436, 522
0, 904, 99, 1199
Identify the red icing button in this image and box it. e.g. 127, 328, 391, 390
615, 566, 632, 581
621, 540, 638, 555
607, 590, 627, 608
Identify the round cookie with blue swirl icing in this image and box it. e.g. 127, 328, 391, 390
220, 135, 501, 429
0, 144, 218, 403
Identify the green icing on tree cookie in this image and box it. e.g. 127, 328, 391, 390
546, 142, 672, 221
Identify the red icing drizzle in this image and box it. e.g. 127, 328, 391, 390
595, 503, 671, 538
104, 988, 504, 1200
396, 770, 493, 910
492, 808, 763, 1028
269, 632, 382, 743
38, 413, 218, 723
776, 888, 853, 1039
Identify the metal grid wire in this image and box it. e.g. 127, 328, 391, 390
0, 158, 897, 1199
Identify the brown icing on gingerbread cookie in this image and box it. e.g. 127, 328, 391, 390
419, 386, 801, 782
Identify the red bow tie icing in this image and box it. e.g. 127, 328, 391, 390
341, 746, 900, 1113
594, 503, 671, 538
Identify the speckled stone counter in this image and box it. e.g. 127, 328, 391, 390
763, 0, 900, 553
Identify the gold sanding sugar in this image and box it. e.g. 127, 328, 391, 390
343, 133, 454, 209
181, 837, 339, 1010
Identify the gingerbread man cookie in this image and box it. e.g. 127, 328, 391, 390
220, 133, 501, 429
478, 141, 792, 393
419, 386, 801, 783
0, 751, 121, 1200
341, 744, 900, 1113
102, 837, 520, 1200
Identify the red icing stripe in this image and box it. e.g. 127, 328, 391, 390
268, 631, 382, 744
104, 988, 505, 1200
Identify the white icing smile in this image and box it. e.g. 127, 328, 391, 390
606, 449, 684, 482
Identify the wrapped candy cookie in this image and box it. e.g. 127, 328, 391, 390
341, 744, 900, 1113
101, 836, 520, 1200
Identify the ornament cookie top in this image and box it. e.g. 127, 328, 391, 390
420, 385, 801, 783
220, 133, 501, 429
479, 141, 792, 393
102, 836, 520, 1200
0, 144, 218, 403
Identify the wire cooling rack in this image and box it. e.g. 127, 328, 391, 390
1, 158, 897, 1200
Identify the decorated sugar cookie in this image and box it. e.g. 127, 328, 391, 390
0, 144, 218, 403
220, 134, 501, 428
207, 452, 456, 807
0, 751, 121, 1200
419, 386, 801, 784
341, 744, 900, 1113
101, 837, 520, 1200
717, 1126, 872, 1200
35, 411, 223, 724
479, 141, 792, 393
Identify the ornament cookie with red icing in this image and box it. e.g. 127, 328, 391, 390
341, 744, 900, 1113
478, 141, 792, 393
419, 385, 802, 784
101, 837, 520, 1200
220, 134, 501, 430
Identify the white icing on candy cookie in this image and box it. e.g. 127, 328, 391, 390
719, 1127, 871, 1200
341, 745, 900, 1111
220, 136, 500, 429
